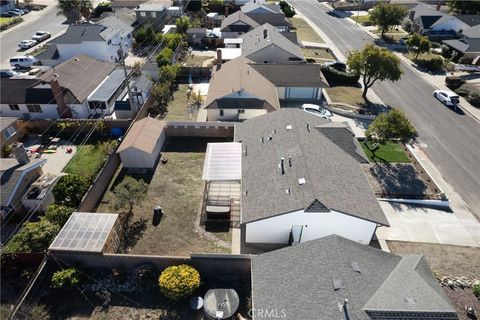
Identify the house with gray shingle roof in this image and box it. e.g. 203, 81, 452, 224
251, 235, 458, 320
235, 109, 388, 246
39, 15, 134, 65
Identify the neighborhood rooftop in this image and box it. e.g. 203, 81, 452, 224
252, 235, 458, 320
117, 116, 165, 153
250, 63, 329, 88
235, 109, 388, 225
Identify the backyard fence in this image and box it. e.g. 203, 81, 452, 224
18, 118, 132, 136
164, 121, 235, 138
178, 66, 212, 82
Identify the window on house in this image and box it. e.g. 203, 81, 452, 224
140, 11, 146, 17
151, 12, 156, 18
238, 109, 245, 114
3, 126, 16, 139
219, 110, 224, 116
8, 104, 20, 111
26, 104, 42, 113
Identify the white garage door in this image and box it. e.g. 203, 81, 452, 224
286, 87, 317, 99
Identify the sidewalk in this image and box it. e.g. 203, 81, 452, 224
1, 1, 56, 36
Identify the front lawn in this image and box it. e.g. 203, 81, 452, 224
63, 140, 117, 181
325, 86, 366, 107
360, 141, 410, 163
302, 47, 335, 62
351, 14, 370, 24
290, 17, 323, 43
0, 17, 12, 24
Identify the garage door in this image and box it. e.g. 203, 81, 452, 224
286, 87, 317, 99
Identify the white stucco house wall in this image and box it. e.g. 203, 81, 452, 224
118, 117, 166, 169
235, 110, 388, 247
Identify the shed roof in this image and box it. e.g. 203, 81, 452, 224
251, 235, 457, 320
202, 142, 242, 181
49, 212, 119, 253
235, 109, 388, 225
117, 116, 165, 153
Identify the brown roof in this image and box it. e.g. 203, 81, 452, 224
205, 56, 280, 112
117, 117, 165, 153
39, 54, 116, 103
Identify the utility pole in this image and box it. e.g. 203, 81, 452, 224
118, 43, 137, 115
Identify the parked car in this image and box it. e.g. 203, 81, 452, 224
6, 10, 22, 16
18, 39, 37, 49
323, 60, 347, 72
10, 55, 37, 69
433, 90, 460, 107
32, 31, 51, 42
0, 69, 20, 78
301, 104, 333, 119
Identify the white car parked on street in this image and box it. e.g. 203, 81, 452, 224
32, 31, 51, 42
301, 104, 333, 119
18, 39, 37, 49
433, 90, 460, 107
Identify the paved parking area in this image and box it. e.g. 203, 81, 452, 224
376, 201, 479, 247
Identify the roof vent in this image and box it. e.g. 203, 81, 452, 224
74, 58, 79, 61
352, 261, 361, 273
405, 297, 418, 305
298, 178, 306, 185
286, 125, 292, 130
286, 188, 290, 194
332, 279, 345, 290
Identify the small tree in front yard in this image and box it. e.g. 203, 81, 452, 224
365, 108, 416, 155
369, 2, 407, 37
51, 268, 80, 289
112, 175, 148, 213
347, 44, 402, 99
406, 33, 431, 60
159, 265, 200, 300
279, 0, 296, 18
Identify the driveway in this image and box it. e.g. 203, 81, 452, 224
376, 201, 480, 247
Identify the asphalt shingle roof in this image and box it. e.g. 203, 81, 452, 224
251, 235, 458, 320
250, 63, 329, 88
220, 11, 260, 32
235, 109, 388, 225
52, 25, 106, 44
443, 38, 480, 53
0, 79, 38, 104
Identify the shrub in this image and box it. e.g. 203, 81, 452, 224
417, 56, 445, 72
159, 265, 200, 300
0, 17, 23, 31
51, 268, 80, 289
4, 219, 60, 253
52, 174, 90, 208
467, 92, 480, 108
458, 56, 473, 65
445, 76, 465, 90
43, 204, 75, 226
156, 47, 174, 67
133, 264, 157, 289
441, 45, 453, 59
474, 284, 480, 299
321, 66, 360, 85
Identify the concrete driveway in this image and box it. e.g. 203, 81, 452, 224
330, 113, 370, 138
376, 201, 480, 247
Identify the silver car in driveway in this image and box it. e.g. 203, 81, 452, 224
301, 104, 333, 119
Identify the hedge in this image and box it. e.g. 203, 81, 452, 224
321, 66, 360, 85
0, 17, 23, 31
416, 56, 445, 72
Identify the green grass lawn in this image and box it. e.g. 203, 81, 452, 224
0, 17, 12, 24
63, 140, 117, 180
361, 141, 410, 163
325, 86, 366, 107
351, 14, 370, 24
290, 17, 324, 43
160, 84, 199, 121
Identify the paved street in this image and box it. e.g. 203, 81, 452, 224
290, 0, 480, 220
0, 5, 67, 68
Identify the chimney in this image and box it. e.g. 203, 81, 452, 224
12, 143, 30, 165
216, 49, 223, 66
263, 28, 268, 39
280, 157, 285, 175
288, 156, 292, 167
50, 78, 72, 118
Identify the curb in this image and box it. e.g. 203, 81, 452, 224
378, 198, 451, 209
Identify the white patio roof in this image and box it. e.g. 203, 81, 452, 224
202, 142, 242, 181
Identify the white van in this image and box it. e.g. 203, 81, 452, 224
10, 55, 37, 69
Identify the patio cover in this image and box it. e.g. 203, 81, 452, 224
202, 142, 242, 181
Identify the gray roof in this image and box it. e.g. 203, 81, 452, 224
98, 15, 134, 39
251, 235, 458, 320
235, 109, 388, 225
411, 3, 445, 21
443, 38, 480, 53
221, 10, 260, 32
463, 24, 480, 38
100, 8, 137, 27
241, 24, 304, 61
35, 43, 60, 60
250, 63, 329, 88
88, 69, 126, 101
316, 123, 369, 163
0, 78, 39, 104
241, 3, 290, 27
52, 25, 106, 44
456, 14, 480, 27
0, 158, 45, 206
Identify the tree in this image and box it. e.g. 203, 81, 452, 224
369, 2, 407, 37
175, 16, 191, 34
52, 174, 90, 208
112, 176, 148, 213
159, 63, 180, 84
406, 33, 431, 60
186, 0, 202, 12
79, 0, 93, 20
151, 81, 174, 116
159, 265, 200, 300
447, 0, 480, 14
156, 47, 174, 66
6, 220, 60, 253
365, 108, 416, 145
51, 268, 80, 289
44, 204, 75, 226
279, 0, 296, 18
56, 0, 82, 24
347, 44, 402, 99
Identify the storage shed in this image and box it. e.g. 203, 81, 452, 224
49, 212, 121, 254
117, 117, 165, 169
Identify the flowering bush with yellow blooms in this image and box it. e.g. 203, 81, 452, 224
159, 264, 200, 300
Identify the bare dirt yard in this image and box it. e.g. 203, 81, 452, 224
388, 241, 480, 320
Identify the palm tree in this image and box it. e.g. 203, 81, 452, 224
57, 0, 81, 24
79, 0, 93, 21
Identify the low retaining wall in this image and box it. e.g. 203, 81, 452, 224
325, 104, 376, 120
